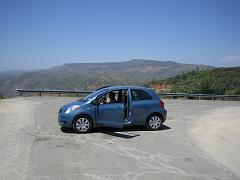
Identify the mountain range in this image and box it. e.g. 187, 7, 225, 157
0, 59, 211, 97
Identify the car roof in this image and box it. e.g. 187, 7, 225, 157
99, 85, 150, 91
94, 86, 159, 100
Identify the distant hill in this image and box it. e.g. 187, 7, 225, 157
0, 59, 211, 97
0, 69, 36, 75
150, 67, 240, 95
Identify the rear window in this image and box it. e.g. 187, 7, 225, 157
131, 89, 152, 101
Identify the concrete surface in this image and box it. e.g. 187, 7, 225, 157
0, 97, 239, 180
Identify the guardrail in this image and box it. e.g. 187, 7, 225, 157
158, 92, 240, 101
13, 89, 240, 101
14, 89, 93, 97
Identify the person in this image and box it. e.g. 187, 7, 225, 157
109, 92, 117, 103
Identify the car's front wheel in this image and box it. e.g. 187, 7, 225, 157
146, 114, 163, 130
73, 115, 93, 133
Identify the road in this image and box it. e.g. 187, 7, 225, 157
0, 97, 239, 180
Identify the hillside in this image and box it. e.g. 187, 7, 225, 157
0, 59, 211, 97
150, 67, 240, 95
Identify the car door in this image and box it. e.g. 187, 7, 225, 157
123, 88, 133, 125
96, 90, 126, 128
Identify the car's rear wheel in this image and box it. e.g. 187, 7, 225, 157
73, 115, 92, 133
146, 114, 162, 130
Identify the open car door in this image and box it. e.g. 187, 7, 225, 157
96, 89, 133, 128
123, 88, 133, 125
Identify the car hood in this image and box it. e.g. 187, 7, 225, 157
60, 100, 86, 112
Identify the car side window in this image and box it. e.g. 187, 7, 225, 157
99, 90, 127, 104
131, 89, 152, 101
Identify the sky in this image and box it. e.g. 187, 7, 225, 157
0, 0, 240, 71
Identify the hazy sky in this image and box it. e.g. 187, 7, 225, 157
1, 0, 240, 71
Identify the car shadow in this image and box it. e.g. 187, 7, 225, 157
61, 124, 171, 139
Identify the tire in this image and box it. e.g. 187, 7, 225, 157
73, 115, 93, 133
145, 114, 163, 130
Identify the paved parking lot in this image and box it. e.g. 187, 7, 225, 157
0, 97, 239, 180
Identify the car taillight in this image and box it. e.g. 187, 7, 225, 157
160, 100, 164, 108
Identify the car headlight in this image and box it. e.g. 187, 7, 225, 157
65, 105, 80, 114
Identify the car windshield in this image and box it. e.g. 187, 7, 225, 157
80, 88, 108, 102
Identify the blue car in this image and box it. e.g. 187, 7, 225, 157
58, 86, 167, 133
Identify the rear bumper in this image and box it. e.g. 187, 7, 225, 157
161, 109, 167, 122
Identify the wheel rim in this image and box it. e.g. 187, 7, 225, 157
75, 118, 90, 132
149, 116, 162, 129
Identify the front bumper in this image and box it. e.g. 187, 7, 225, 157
58, 111, 75, 128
